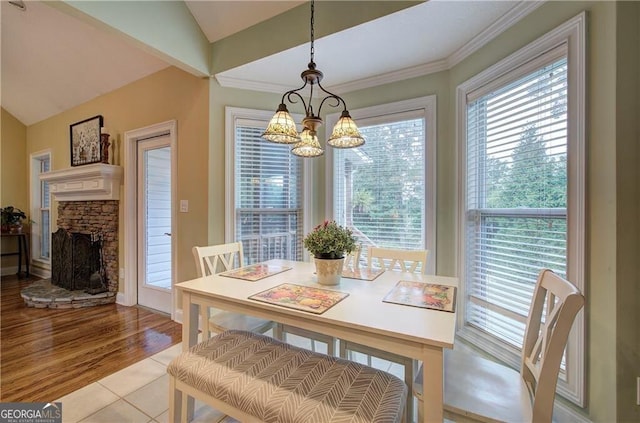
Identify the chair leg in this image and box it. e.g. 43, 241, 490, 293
169, 376, 183, 423
200, 306, 210, 340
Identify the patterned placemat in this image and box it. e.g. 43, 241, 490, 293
383, 280, 457, 312
248, 283, 349, 314
341, 267, 384, 281
220, 263, 291, 281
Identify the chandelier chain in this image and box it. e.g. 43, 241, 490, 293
309, 0, 315, 64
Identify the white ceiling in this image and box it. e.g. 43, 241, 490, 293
1, 0, 539, 126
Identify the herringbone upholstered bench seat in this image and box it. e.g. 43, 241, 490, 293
167, 330, 407, 423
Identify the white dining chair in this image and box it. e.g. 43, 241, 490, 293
414, 269, 585, 423
192, 243, 276, 340
340, 246, 429, 422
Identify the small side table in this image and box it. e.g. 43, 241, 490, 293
1, 232, 30, 277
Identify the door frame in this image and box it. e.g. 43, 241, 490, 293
123, 120, 177, 318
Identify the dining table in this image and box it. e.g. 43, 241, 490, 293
176, 259, 458, 423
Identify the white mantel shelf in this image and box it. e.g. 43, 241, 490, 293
40, 163, 123, 201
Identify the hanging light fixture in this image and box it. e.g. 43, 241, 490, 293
261, 0, 365, 157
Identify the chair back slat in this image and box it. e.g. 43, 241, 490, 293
343, 245, 362, 269
367, 247, 429, 274
521, 269, 584, 422
193, 242, 244, 277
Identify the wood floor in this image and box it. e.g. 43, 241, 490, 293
0, 274, 181, 402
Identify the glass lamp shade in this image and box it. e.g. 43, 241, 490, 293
327, 112, 365, 148
291, 128, 324, 157
262, 104, 300, 144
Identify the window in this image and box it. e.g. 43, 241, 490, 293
457, 15, 585, 405
328, 97, 436, 272
31, 152, 51, 264
225, 107, 308, 265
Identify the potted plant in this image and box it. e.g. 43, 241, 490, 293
1, 206, 27, 234
303, 220, 356, 285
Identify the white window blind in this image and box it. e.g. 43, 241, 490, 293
234, 120, 303, 265
40, 157, 50, 259
332, 109, 426, 264
465, 55, 568, 349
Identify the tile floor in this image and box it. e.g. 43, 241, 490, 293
55, 334, 407, 423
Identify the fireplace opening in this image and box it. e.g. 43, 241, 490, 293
51, 229, 107, 294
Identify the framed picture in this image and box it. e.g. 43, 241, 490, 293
70, 115, 103, 166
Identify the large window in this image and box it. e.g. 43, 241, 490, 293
458, 15, 585, 405
328, 97, 436, 272
226, 107, 306, 265
30, 152, 51, 265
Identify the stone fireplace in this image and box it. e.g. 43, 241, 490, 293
22, 164, 123, 308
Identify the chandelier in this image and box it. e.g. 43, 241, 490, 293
261, 0, 365, 158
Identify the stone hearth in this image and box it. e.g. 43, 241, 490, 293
21, 279, 116, 308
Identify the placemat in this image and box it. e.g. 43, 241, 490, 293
383, 280, 456, 312
248, 283, 349, 314
220, 263, 291, 281
341, 267, 384, 281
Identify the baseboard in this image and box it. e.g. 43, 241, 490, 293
554, 399, 592, 423
0, 266, 18, 277
29, 267, 51, 279
174, 308, 183, 324
116, 292, 126, 305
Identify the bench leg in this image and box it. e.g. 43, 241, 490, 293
169, 376, 181, 422
170, 376, 195, 423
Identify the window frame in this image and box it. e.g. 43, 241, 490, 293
224, 106, 311, 256
326, 96, 437, 274
456, 13, 586, 405
30, 150, 52, 270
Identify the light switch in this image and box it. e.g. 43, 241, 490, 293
180, 200, 189, 213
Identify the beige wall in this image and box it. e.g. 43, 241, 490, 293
1, 108, 28, 270
26, 66, 209, 289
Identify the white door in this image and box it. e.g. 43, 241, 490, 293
137, 136, 172, 313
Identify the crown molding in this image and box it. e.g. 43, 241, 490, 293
330, 60, 449, 94
447, 1, 545, 68
215, 1, 543, 95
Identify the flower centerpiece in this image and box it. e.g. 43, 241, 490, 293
304, 220, 356, 285
1, 206, 27, 234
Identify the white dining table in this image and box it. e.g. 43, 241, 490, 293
177, 259, 458, 423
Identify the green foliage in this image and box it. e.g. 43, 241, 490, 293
303, 220, 356, 259
348, 119, 424, 248
486, 125, 567, 209
1, 206, 27, 226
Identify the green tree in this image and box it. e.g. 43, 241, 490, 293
488, 124, 566, 209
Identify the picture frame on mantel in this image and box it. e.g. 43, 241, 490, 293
70, 115, 103, 166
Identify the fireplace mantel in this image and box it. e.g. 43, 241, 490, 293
40, 163, 123, 201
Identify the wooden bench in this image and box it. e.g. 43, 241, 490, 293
168, 330, 407, 423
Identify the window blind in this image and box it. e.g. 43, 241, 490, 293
465, 57, 568, 350
235, 123, 303, 265
40, 157, 50, 259
333, 111, 425, 261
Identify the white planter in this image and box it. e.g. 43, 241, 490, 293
314, 257, 345, 286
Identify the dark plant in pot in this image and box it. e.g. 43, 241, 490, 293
303, 220, 356, 285
1, 206, 27, 234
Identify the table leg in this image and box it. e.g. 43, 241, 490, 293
17, 235, 23, 276
22, 234, 29, 277
422, 346, 444, 422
